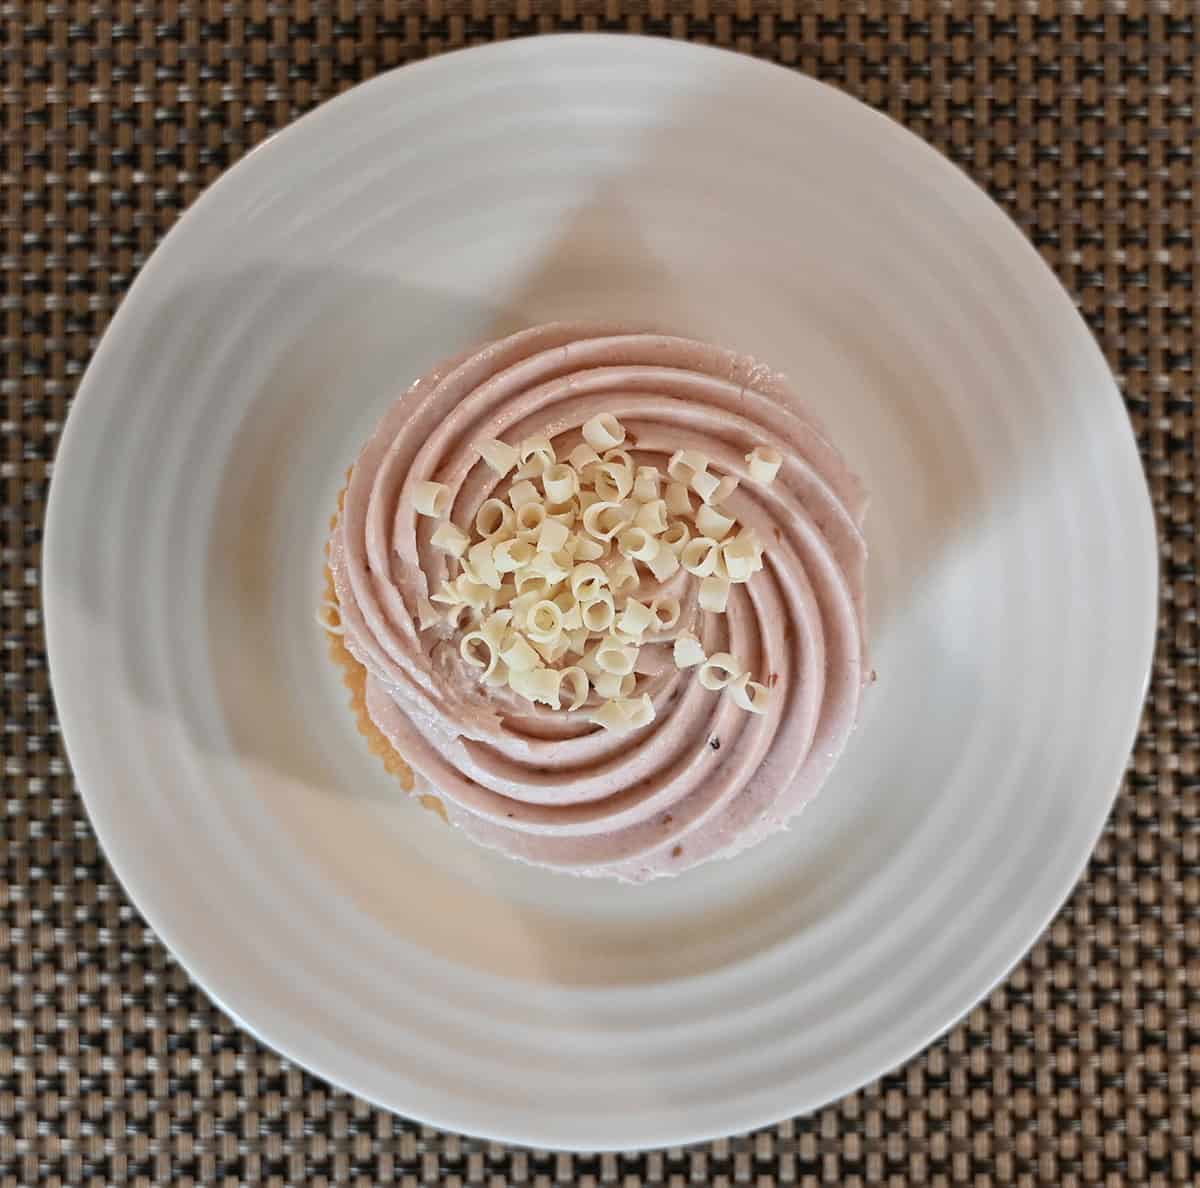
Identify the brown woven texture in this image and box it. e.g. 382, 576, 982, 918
2, 1, 1196, 1184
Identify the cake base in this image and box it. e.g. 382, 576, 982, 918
324, 498, 448, 823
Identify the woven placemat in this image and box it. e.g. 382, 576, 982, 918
3, 2, 1196, 1185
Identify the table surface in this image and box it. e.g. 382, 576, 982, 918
4, 3, 1196, 1185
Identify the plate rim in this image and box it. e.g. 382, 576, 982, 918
43, 33, 1159, 1150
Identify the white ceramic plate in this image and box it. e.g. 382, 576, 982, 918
44, 36, 1156, 1151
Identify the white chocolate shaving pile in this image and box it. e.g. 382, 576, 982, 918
419, 414, 781, 733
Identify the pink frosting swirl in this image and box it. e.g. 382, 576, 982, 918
329, 324, 868, 879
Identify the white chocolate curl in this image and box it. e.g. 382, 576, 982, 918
650, 596, 681, 632
429, 580, 461, 607
691, 469, 722, 504
534, 635, 571, 666
500, 633, 540, 673
514, 570, 551, 598
508, 480, 540, 510
573, 536, 606, 562
668, 449, 707, 483
493, 537, 534, 573
588, 694, 654, 735
546, 500, 576, 528
459, 632, 494, 671
515, 502, 546, 536
696, 503, 735, 542
633, 466, 661, 502
634, 499, 668, 535
481, 610, 513, 648
454, 575, 492, 608
660, 522, 690, 554
528, 549, 569, 585
593, 461, 633, 502
746, 445, 783, 483
526, 599, 563, 644
555, 596, 583, 633
645, 546, 680, 582
475, 498, 515, 540
568, 442, 601, 472
589, 700, 632, 733
542, 464, 579, 503
582, 412, 625, 451
626, 694, 655, 729
729, 672, 771, 714
508, 590, 539, 627
477, 438, 518, 476
431, 521, 470, 557
559, 666, 590, 711
596, 635, 638, 676
607, 556, 640, 595
509, 665, 562, 707
681, 536, 720, 577
699, 576, 730, 613
465, 541, 501, 589
722, 536, 759, 583
581, 591, 615, 633
698, 653, 741, 690
518, 436, 556, 474
593, 671, 636, 699
617, 526, 659, 563
537, 518, 570, 554
617, 599, 655, 638
413, 480, 450, 517
570, 563, 607, 602
673, 632, 705, 669
582, 500, 629, 541
665, 481, 693, 518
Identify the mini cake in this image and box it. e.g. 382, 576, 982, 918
320, 323, 869, 880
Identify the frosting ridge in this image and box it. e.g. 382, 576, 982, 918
329, 323, 868, 879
